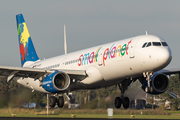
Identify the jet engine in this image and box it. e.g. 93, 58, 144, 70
42, 71, 70, 93
141, 73, 169, 95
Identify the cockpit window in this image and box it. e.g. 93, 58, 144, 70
146, 42, 151, 47
142, 42, 147, 48
142, 41, 167, 48
152, 42, 161, 46
162, 42, 168, 46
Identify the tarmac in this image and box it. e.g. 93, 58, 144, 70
0, 117, 179, 120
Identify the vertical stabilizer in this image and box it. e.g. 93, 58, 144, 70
16, 14, 39, 67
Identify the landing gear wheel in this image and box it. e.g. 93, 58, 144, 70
115, 97, 122, 108
145, 86, 149, 93
49, 96, 57, 108
123, 97, 129, 109
57, 96, 64, 108
150, 86, 154, 93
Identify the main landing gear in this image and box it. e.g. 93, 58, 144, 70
49, 95, 64, 108
114, 84, 130, 109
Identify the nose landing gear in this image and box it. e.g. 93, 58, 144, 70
143, 72, 153, 93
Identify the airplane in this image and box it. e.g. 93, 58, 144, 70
0, 13, 179, 109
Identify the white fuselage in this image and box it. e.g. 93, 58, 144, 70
17, 35, 172, 93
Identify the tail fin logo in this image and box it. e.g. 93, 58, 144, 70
16, 14, 39, 66
18, 23, 30, 61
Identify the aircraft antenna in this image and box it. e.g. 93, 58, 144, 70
64, 25, 67, 54
145, 31, 148, 35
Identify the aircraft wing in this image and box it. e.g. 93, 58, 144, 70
158, 68, 180, 75
0, 66, 87, 82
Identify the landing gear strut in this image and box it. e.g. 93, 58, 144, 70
49, 95, 64, 108
143, 72, 153, 93
114, 83, 130, 109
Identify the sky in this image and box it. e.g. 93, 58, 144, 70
0, 0, 180, 69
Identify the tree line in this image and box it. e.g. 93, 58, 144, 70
0, 76, 45, 108
0, 74, 179, 109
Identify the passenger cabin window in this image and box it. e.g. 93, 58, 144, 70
152, 42, 161, 46
142, 42, 147, 48
146, 42, 151, 47
162, 42, 168, 46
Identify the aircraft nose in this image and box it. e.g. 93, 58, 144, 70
157, 48, 172, 67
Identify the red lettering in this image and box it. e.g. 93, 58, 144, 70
126, 40, 132, 55
78, 54, 83, 66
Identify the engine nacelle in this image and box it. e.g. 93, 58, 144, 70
42, 71, 70, 93
141, 73, 169, 95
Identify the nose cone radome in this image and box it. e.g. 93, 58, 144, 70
157, 48, 172, 68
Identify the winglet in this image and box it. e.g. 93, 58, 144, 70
16, 14, 39, 67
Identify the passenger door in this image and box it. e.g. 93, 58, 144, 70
129, 38, 139, 59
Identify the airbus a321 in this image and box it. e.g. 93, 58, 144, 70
0, 14, 179, 109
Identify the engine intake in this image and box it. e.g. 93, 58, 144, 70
53, 72, 70, 90
152, 74, 169, 92
42, 71, 70, 93
142, 73, 169, 94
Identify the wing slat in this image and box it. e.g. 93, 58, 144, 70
0, 66, 87, 82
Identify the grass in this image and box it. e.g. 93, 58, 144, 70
0, 108, 179, 119
168, 111, 180, 114
0, 114, 180, 119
